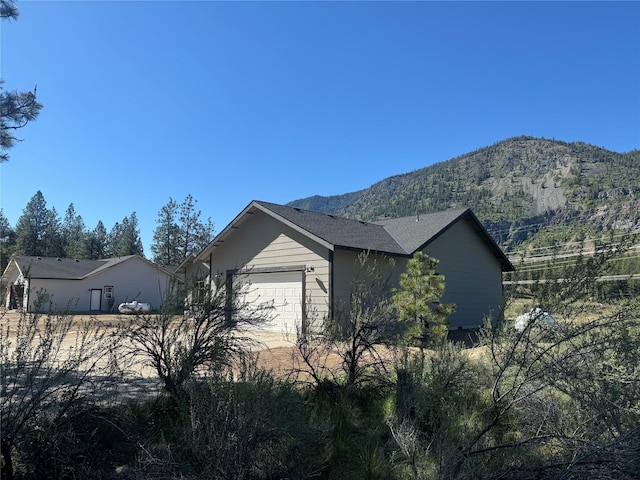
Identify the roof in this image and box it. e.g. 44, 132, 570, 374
372, 209, 469, 252
375, 209, 515, 271
197, 200, 514, 271
3, 255, 172, 280
255, 201, 407, 255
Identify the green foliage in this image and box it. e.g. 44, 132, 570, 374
61, 203, 89, 259
151, 194, 214, 266
3, 230, 640, 479
1, 3, 42, 162
169, 367, 327, 480
0, 79, 42, 163
107, 212, 144, 257
393, 252, 454, 344
11, 191, 146, 259
4, 190, 216, 261
507, 232, 640, 306
13, 191, 64, 257
0, 208, 15, 272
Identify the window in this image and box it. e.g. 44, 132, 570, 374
104, 286, 114, 299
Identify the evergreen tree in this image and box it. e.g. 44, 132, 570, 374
0, 2, 42, 162
14, 191, 57, 256
151, 195, 214, 266
151, 198, 180, 266
86, 221, 108, 259
107, 212, 143, 257
43, 207, 64, 257
0, 209, 15, 272
393, 251, 454, 342
178, 194, 214, 261
61, 203, 88, 259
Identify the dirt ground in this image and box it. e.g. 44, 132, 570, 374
0, 311, 337, 380
1, 310, 481, 387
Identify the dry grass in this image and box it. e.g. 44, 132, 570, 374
2, 310, 487, 384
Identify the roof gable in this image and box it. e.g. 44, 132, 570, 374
4, 255, 147, 280
373, 209, 469, 253
254, 201, 407, 255
196, 200, 514, 272
375, 209, 514, 272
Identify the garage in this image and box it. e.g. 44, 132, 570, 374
239, 270, 303, 333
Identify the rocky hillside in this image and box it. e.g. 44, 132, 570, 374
288, 136, 640, 250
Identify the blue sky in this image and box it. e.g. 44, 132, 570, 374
1, 1, 639, 256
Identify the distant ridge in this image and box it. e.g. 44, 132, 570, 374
287, 136, 640, 250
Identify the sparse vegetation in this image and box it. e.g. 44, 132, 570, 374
1, 209, 639, 479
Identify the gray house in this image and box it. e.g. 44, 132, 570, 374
2, 255, 175, 313
179, 201, 514, 332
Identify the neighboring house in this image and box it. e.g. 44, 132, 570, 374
178, 201, 514, 333
2, 255, 176, 313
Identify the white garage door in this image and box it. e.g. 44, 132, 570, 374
241, 271, 303, 333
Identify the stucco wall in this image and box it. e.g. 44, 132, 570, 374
23, 257, 172, 313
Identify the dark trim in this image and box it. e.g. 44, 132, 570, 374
229, 265, 307, 275
333, 244, 412, 258
328, 250, 334, 323
301, 270, 308, 335
208, 252, 213, 290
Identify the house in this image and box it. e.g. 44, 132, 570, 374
2, 255, 176, 313
178, 201, 514, 333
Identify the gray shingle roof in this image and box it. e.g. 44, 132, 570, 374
9, 255, 136, 279
196, 201, 513, 271
254, 202, 513, 271
372, 208, 469, 253
255, 201, 408, 255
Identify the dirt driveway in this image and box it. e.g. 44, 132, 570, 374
1, 310, 481, 388
0, 311, 337, 381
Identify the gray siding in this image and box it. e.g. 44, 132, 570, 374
423, 218, 504, 328
333, 220, 504, 330
332, 249, 399, 317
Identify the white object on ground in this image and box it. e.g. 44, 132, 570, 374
515, 307, 556, 332
118, 300, 151, 314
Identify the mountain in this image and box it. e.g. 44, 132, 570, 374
287, 136, 640, 251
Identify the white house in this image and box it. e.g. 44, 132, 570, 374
2, 255, 176, 313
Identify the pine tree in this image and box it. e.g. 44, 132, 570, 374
178, 194, 213, 262
151, 195, 214, 266
393, 251, 454, 342
1, 2, 42, 162
86, 221, 108, 259
151, 198, 180, 266
43, 207, 64, 257
14, 191, 60, 256
61, 203, 88, 259
0, 208, 15, 272
107, 213, 144, 257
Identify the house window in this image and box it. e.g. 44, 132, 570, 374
104, 286, 114, 299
